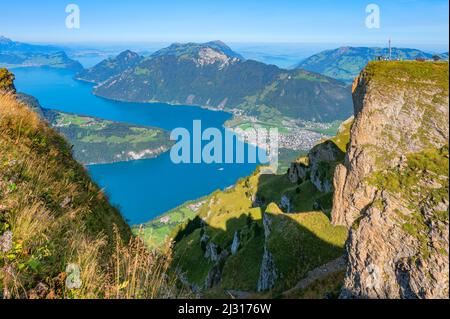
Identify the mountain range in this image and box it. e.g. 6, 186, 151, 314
296, 46, 449, 83
77, 41, 353, 123
0, 36, 82, 70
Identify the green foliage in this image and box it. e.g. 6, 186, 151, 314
0, 93, 132, 298
362, 61, 449, 91
171, 155, 349, 293
329, 118, 353, 153
173, 216, 203, 243
220, 231, 265, 291
169, 116, 355, 293
134, 67, 151, 76
368, 146, 449, 200
172, 173, 264, 287
267, 209, 348, 291
76, 50, 142, 83
284, 270, 345, 299
172, 229, 213, 285
44, 110, 173, 164
294, 70, 329, 82
0, 68, 15, 93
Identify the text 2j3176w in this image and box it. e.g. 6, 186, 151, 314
223, 303, 272, 316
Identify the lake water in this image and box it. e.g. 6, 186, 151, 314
13, 67, 259, 225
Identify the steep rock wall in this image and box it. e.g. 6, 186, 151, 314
332, 62, 449, 228
332, 61, 449, 299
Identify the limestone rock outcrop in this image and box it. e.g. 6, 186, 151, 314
288, 130, 350, 194
332, 62, 449, 228
257, 213, 278, 291
230, 231, 240, 255
332, 61, 449, 299
341, 190, 449, 298
308, 141, 344, 193
288, 160, 309, 184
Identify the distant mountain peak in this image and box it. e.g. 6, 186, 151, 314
336, 46, 352, 54
206, 40, 227, 45
0, 37, 82, 71
0, 36, 13, 44
75, 49, 143, 83
151, 41, 244, 63
205, 40, 231, 50
116, 50, 141, 61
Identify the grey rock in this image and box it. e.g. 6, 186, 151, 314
231, 231, 240, 255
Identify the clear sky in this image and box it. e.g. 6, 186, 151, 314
0, 0, 448, 49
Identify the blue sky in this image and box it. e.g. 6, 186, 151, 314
0, 0, 448, 49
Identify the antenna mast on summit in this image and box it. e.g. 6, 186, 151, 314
389, 38, 392, 60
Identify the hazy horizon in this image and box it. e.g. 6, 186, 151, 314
2, 36, 448, 55
3, 36, 447, 69
1, 0, 448, 49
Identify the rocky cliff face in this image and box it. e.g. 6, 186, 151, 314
257, 212, 278, 292
331, 61, 449, 298
308, 141, 344, 193
288, 117, 352, 193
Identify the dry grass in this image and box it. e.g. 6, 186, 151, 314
105, 227, 180, 299
0, 93, 182, 299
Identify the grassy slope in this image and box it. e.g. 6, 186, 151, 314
265, 204, 347, 292
0, 93, 132, 298
171, 173, 264, 289
283, 270, 345, 299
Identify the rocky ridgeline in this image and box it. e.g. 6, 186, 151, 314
331, 62, 449, 298
288, 117, 352, 193
257, 210, 278, 292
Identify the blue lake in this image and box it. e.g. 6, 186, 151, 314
13, 67, 259, 225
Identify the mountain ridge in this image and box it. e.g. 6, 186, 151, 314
76, 49, 142, 83
296, 46, 447, 83
149, 40, 245, 60
77, 41, 353, 123
0, 36, 83, 71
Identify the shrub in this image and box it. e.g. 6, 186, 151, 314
0, 68, 15, 94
